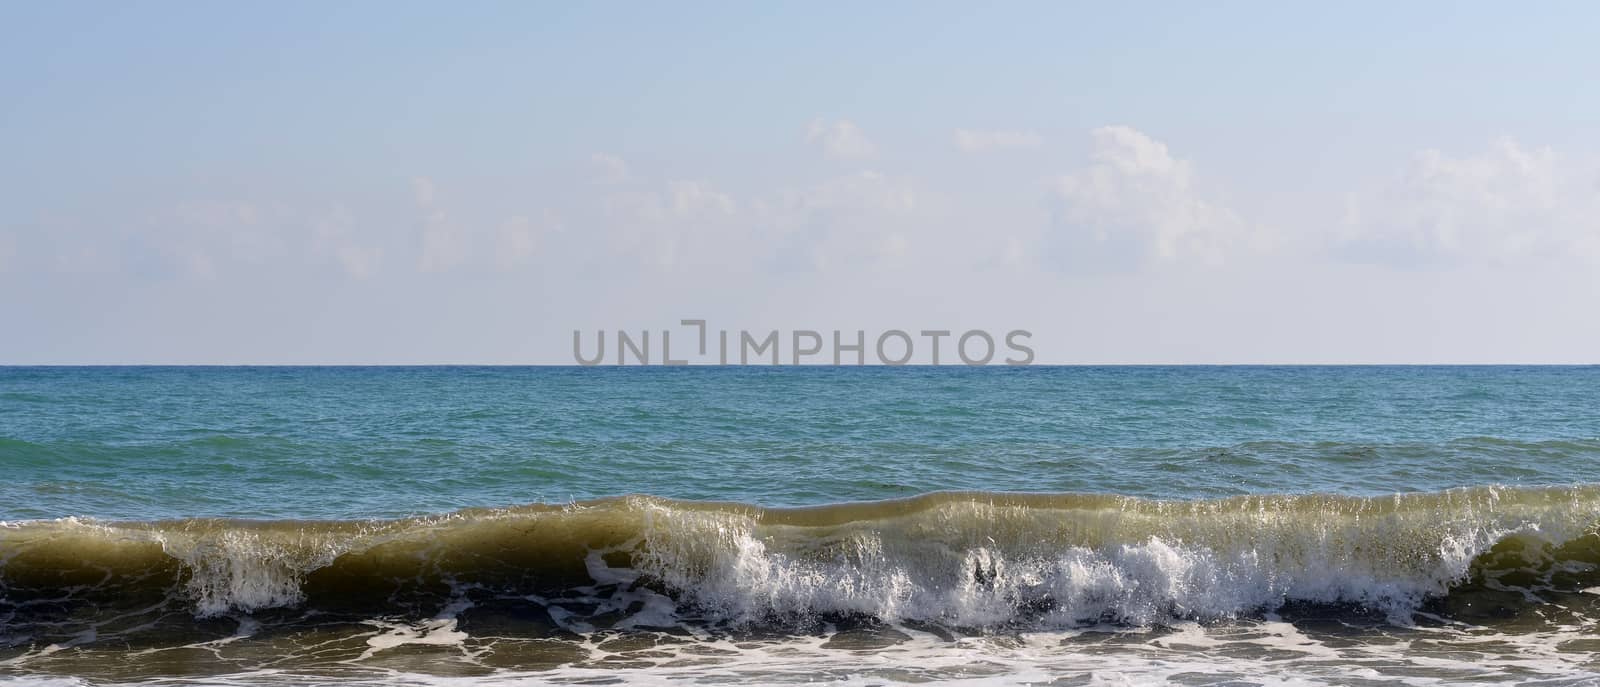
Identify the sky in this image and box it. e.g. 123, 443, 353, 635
2, 1, 1598, 364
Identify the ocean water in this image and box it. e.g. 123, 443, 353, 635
2, 366, 1600, 685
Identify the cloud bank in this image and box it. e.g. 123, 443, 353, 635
9, 123, 1598, 286
1339, 139, 1600, 266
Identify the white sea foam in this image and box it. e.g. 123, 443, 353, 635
4, 488, 1600, 686
8, 618, 1598, 686
625, 490, 1593, 627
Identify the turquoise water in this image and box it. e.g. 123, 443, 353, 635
3, 366, 1599, 520
4, 366, 1600, 685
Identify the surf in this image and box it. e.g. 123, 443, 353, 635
2, 485, 1599, 645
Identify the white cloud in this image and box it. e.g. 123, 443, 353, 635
806, 118, 877, 160
1049, 125, 1247, 267
589, 153, 631, 184
1339, 138, 1600, 265
495, 216, 537, 269
494, 210, 560, 270
411, 177, 436, 206
175, 248, 216, 279
98, 200, 293, 279
170, 200, 284, 268
414, 177, 469, 273
665, 180, 736, 216
592, 168, 927, 273
608, 180, 735, 222
954, 129, 1043, 153
757, 170, 922, 271
310, 205, 382, 279
602, 180, 739, 268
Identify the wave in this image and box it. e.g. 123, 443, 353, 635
3, 486, 1600, 644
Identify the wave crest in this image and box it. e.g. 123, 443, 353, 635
3, 486, 1599, 637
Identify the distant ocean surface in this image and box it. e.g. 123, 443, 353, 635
3, 366, 1600, 685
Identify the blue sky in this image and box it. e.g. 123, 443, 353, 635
2, 2, 1598, 363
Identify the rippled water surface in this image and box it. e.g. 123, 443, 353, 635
3, 366, 1600, 519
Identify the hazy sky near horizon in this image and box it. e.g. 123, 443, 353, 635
3, 1, 1599, 363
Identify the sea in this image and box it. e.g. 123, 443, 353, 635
2, 366, 1600, 686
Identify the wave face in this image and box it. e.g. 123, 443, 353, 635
4, 486, 1599, 640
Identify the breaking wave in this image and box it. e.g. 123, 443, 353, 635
3, 485, 1600, 642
